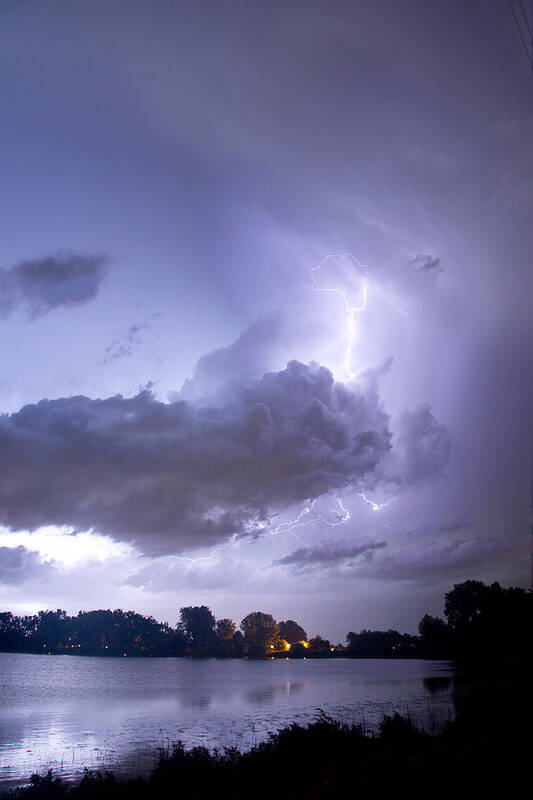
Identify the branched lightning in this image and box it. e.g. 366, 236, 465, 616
268, 496, 351, 537
305, 253, 368, 381
304, 251, 407, 382
171, 552, 219, 566
174, 253, 403, 564
358, 492, 397, 512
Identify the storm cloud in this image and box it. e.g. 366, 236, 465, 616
0, 252, 109, 319
358, 532, 528, 586
0, 358, 448, 555
272, 539, 388, 572
0, 545, 52, 585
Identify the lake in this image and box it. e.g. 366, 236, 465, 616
0, 653, 457, 789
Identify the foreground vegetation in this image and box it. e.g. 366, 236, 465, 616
1, 580, 531, 658
3, 661, 530, 799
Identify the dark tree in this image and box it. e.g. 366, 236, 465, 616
0, 612, 25, 651
347, 629, 417, 657
418, 614, 453, 655
231, 630, 245, 657
444, 580, 496, 630
288, 641, 308, 658
279, 620, 307, 644
308, 635, 332, 654
179, 606, 216, 652
444, 580, 532, 655
216, 618, 236, 641
215, 618, 236, 655
240, 611, 278, 656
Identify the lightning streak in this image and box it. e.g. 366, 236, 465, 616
173, 253, 402, 564
305, 252, 407, 381
358, 492, 397, 512
268, 497, 351, 537
305, 253, 368, 381
171, 552, 219, 566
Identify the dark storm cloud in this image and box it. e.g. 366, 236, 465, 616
385, 405, 450, 487
358, 533, 528, 585
0, 358, 448, 555
272, 539, 387, 572
0, 252, 109, 319
0, 545, 52, 585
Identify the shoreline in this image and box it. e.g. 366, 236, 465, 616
2, 674, 529, 799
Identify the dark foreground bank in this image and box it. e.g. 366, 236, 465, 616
3, 663, 530, 800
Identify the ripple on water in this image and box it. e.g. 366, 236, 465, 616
0, 655, 457, 788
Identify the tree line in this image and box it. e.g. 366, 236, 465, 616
0, 580, 530, 658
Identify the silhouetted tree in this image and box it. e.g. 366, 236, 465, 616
215, 618, 236, 655
231, 630, 245, 656
346, 629, 417, 657
418, 614, 453, 655
180, 606, 216, 652
279, 620, 307, 644
0, 612, 25, 651
308, 635, 332, 654
444, 580, 532, 655
240, 611, 278, 656
288, 641, 308, 658
215, 618, 236, 641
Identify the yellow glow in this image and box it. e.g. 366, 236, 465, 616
299, 640, 309, 648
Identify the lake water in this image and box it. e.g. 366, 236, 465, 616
0, 653, 456, 789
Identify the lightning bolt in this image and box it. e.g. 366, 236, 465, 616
172, 253, 403, 564
304, 251, 407, 382
170, 552, 219, 566
268, 497, 351, 537
358, 492, 397, 512
305, 253, 368, 381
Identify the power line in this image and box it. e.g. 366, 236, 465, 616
507, 0, 533, 71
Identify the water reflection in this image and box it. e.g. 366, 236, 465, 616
0, 654, 457, 789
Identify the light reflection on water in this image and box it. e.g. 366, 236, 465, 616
0, 653, 456, 789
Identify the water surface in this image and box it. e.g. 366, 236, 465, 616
0, 653, 456, 788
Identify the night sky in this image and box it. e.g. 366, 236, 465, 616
0, 0, 531, 641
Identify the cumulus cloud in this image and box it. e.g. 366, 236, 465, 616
0, 545, 53, 585
0, 357, 447, 555
177, 311, 326, 407
272, 539, 387, 572
0, 252, 109, 318
383, 405, 450, 487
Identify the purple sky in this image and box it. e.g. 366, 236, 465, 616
0, 0, 531, 640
